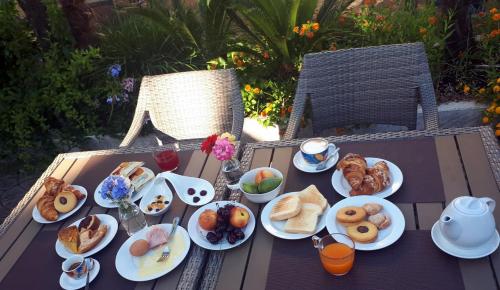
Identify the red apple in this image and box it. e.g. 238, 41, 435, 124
230, 207, 250, 228
255, 170, 274, 185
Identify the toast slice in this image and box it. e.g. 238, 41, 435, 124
270, 195, 301, 221
78, 224, 108, 253
297, 185, 328, 212
58, 226, 79, 253
284, 203, 322, 234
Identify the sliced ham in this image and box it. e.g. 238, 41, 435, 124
146, 226, 169, 248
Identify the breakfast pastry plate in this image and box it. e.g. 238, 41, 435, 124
55, 214, 118, 258
261, 192, 330, 240
32, 185, 88, 224
325, 195, 405, 251
331, 157, 403, 199
115, 223, 191, 281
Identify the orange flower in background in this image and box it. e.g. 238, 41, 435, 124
428, 16, 438, 25
497, 123, 500, 128
252, 87, 261, 94
419, 27, 428, 35
493, 13, 500, 21
496, 107, 500, 114
287, 106, 293, 113
299, 26, 306, 36
263, 51, 270, 59
376, 15, 384, 21
496, 129, 500, 137
463, 85, 471, 94
490, 8, 497, 14
293, 26, 299, 33
306, 31, 314, 39
363, 0, 376, 6
483, 116, 490, 124
260, 111, 267, 117
494, 85, 500, 93
479, 88, 486, 94
479, 11, 486, 17
362, 20, 370, 28
236, 59, 244, 67
497, 78, 500, 83
244, 84, 251, 92
312, 23, 320, 31
487, 103, 496, 112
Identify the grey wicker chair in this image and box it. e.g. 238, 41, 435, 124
120, 69, 244, 147
284, 42, 439, 140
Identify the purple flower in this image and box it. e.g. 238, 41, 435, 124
115, 95, 121, 102
122, 78, 135, 93
212, 138, 235, 161
106, 96, 113, 104
100, 175, 130, 200
108, 64, 121, 78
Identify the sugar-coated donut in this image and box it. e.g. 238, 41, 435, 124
346, 221, 378, 243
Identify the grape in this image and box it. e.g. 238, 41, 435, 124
226, 225, 234, 232
227, 234, 236, 244
206, 232, 218, 244
216, 231, 223, 240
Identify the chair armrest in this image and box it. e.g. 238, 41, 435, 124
419, 83, 439, 130
283, 83, 307, 140
230, 87, 245, 140
119, 110, 147, 147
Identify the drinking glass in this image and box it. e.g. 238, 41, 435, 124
312, 233, 355, 276
153, 144, 180, 172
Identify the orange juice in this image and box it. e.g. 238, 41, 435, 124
319, 243, 355, 276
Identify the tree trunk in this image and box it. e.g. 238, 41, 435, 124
59, 0, 96, 48
440, 0, 474, 58
17, 0, 49, 49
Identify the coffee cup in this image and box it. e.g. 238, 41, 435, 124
62, 255, 88, 279
300, 138, 336, 165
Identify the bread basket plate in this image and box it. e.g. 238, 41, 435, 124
115, 223, 190, 282
187, 201, 255, 251
331, 157, 403, 199
55, 214, 118, 258
325, 195, 405, 251
260, 192, 330, 240
32, 185, 88, 224
94, 167, 154, 208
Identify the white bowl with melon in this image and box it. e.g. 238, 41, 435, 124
239, 167, 283, 203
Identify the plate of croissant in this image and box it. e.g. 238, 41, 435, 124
332, 153, 403, 198
32, 177, 88, 224
56, 214, 118, 258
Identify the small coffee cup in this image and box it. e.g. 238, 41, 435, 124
300, 138, 336, 165
62, 255, 88, 280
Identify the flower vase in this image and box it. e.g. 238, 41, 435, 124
222, 158, 243, 190
117, 198, 147, 236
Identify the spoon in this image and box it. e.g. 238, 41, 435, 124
158, 172, 215, 206
84, 258, 95, 290
316, 147, 340, 171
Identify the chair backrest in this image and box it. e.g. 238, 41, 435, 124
137, 69, 244, 140
298, 42, 432, 134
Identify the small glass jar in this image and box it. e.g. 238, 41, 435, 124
117, 198, 147, 236
222, 158, 243, 190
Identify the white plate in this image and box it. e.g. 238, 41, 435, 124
55, 214, 118, 258
325, 195, 405, 250
59, 258, 100, 290
115, 223, 191, 281
293, 147, 339, 173
260, 192, 330, 239
32, 185, 88, 224
187, 201, 255, 250
331, 157, 403, 198
159, 172, 215, 206
94, 167, 154, 208
139, 177, 173, 216
431, 222, 500, 259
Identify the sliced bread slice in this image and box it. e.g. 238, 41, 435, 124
297, 185, 328, 212
269, 195, 301, 221
284, 203, 321, 234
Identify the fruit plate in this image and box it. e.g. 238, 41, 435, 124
325, 195, 405, 251
94, 167, 154, 208
32, 185, 88, 224
115, 223, 191, 282
187, 201, 255, 251
331, 157, 403, 199
260, 192, 330, 240
55, 214, 118, 258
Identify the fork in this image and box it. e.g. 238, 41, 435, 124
157, 217, 180, 262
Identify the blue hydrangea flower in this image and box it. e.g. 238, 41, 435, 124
108, 64, 121, 78
106, 96, 113, 105
100, 175, 129, 200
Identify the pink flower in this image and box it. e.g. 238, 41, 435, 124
212, 138, 235, 161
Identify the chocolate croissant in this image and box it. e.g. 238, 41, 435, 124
337, 153, 367, 190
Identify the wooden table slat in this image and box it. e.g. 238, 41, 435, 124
396, 203, 416, 230
415, 203, 443, 230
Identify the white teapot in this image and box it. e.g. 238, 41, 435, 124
439, 196, 496, 248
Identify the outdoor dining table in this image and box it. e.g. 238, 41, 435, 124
0, 126, 499, 290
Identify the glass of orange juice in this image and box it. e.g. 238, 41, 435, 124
312, 233, 355, 276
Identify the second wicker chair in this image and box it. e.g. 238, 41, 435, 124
284, 42, 439, 140
120, 69, 244, 147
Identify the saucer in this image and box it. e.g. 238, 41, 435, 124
293, 146, 339, 173
431, 222, 500, 259
59, 259, 100, 290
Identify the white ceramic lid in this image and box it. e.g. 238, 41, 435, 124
454, 196, 488, 215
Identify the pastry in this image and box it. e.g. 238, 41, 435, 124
336, 153, 367, 191
44, 177, 66, 196
297, 185, 328, 212
346, 221, 378, 243
79, 224, 108, 253
58, 226, 79, 253
362, 203, 383, 215
336, 206, 367, 226
78, 215, 101, 231
64, 185, 86, 200
37, 194, 58, 221
284, 203, 322, 234
368, 213, 391, 229
270, 195, 301, 221
350, 161, 390, 195
54, 191, 78, 213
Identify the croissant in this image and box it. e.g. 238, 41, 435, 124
337, 153, 367, 190
350, 161, 390, 195
64, 185, 85, 200
44, 177, 66, 196
37, 194, 58, 221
